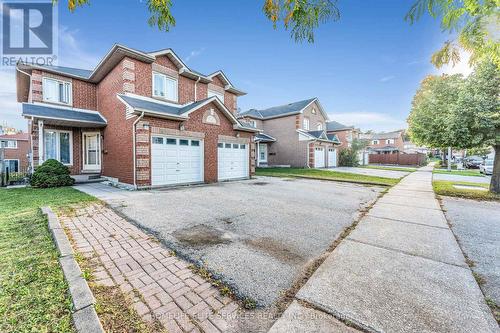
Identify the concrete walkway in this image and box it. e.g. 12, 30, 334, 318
269, 165, 498, 333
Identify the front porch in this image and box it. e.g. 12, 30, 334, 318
23, 103, 107, 178
255, 132, 276, 167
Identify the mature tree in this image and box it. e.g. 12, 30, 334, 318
405, 0, 500, 68
450, 60, 500, 192
467, 145, 493, 157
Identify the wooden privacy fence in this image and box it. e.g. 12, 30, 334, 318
369, 153, 427, 166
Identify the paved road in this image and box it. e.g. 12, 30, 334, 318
75, 177, 382, 307
433, 173, 491, 184
327, 166, 410, 179
442, 197, 500, 305
270, 166, 498, 333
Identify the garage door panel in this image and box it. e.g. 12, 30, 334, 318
218, 142, 249, 181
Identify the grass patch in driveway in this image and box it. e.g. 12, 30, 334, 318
0, 187, 95, 333
361, 165, 417, 172
256, 167, 399, 186
433, 169, 484, 177
433, 180, 499, 201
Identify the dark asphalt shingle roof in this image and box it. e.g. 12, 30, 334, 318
119, 94, 212, 116
327, 134, 340, 143
326, 120, 352, 131
307, 130, 326, 139
22, 103, 106, 125
36, 65, 93, 79
239, 98, 316, 119
255, 133, 276, 142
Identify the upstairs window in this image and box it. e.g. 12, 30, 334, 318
208, 89, 225, 103
153, 72, 178, 102
372, 140, 379, 145
303, 117, 310, 130
249, 120, 257, 128
316, 123, 323, 130
386, 139, 395, 144
0, 140, 17, 149
43, 78, 71, 105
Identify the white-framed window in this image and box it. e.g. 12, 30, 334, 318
44, 130, 72, 165
303, 117, 310, 130
3, 159, 19, 172
249, 120, 257, 128
0, 140, 17, 149
372, 140, 379, 145
153, 72, 178, 102
386, 139, 395, 144
43, 77, 72, 105
208, 89, 225, 103
316, 123, 323, 130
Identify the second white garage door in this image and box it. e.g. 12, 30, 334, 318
218, 142, 249, 181
328, 148, 337, 167
151, 136, 203, 186
314, 147, 325, 168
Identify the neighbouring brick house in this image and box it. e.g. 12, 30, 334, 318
325, 120, 360, 149
237, 98, 340, 168
0, 133, 30, 173
360, 130, 405, 154
16, 44, 258, 188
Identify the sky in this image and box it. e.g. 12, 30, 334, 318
0, 0, 472, 132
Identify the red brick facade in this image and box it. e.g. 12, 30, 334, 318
1, 134, 30, 171
24, 48, 253, 187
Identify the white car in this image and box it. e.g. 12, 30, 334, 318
479, 159, 494, 175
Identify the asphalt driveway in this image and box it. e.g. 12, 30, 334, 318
442, 197, 500, 305
76, 177, 383, 306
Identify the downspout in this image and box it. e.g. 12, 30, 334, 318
194, 77, 201, 102
132, 112, 145, 189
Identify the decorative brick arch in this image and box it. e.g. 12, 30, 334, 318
202, 108, 220, 126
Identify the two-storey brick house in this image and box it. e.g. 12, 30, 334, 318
238, 98, 340, 168
16, 44, 258, 188
360, 130, 405, 154
0, 133, 30, 173
325, 121, 360, 149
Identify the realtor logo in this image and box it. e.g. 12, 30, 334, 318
1, 0, 57, 66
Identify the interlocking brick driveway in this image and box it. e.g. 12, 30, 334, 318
61, 204, 241, 333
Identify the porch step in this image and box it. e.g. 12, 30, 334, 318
71, 174, 106, 184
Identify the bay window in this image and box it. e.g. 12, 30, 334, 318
44, 130, 72, 165
153, 72, 178, 101
43, 78, 72, 104
208, 89, 225, 103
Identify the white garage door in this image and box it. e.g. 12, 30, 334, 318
151, 136, 203, 186
328, 148, 337, 167
218, 142, 249, 181
314, 147, 325, 168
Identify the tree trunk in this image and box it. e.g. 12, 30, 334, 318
490, 145, 500, 194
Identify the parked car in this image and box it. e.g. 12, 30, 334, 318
465, 156, 484, 169
480, 159, 494, 175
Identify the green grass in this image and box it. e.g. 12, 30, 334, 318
433, 168, 484, 177
361, 165, 418, 172
256, 167, 399, 186
0, 187, 96, 333
433, 180, 499, 201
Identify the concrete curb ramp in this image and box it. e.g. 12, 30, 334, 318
41, 206, 104, 333
269, 166, 499, 333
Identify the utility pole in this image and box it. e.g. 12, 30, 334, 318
447, 146, 452, 171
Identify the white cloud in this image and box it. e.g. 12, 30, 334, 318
379, 75, 396, 83
328, 111, 407, 133
184, 47, 205, 63
437, 49, 473, 77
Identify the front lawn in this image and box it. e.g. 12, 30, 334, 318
433, 180, 500, 201
361, 165, 418, 172
0, 187, 96, 333
433, 169, 484, 177
256, 167, 399, 186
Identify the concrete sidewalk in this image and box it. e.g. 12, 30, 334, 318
269, 166, 498, 333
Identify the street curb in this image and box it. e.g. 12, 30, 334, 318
41, 206, 104, 333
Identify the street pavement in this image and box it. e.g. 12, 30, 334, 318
269, 165, 498, 333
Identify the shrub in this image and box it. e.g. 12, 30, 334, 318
30, 159, 74, 188
339, 148, 359, 167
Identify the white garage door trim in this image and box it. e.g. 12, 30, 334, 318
151, 135, 204, 186
314, 147, 325, 168
218, 142, 249, 181
328, 148, 337, 167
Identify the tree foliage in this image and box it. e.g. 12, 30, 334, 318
405, 0, 500, 68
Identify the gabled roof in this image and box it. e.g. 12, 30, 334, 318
239, 98, 327, 120
326, 120, 353, 132
22, 103, 107, 127
0, 133, 29, 141
117, 93, 259, 132
255, 133, 276, 143
17, 44, 244, 93
297, 129, 340, 144
208, 70, 246, 96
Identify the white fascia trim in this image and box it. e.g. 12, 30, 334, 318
122, 92, 185, 108
208, 70, 232, 86
116, 95, 188, 121
259, 133, 277, 141
23, 114, 106, 125
234, 125, 261, 133
30, 102, 108, 122
90, 44, 155, 78
148, 49, 188, 70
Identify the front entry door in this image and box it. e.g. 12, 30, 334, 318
83, 133, 101, 171
258, 143, 268, 164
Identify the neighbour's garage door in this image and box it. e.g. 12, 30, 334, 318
218, 142, 249, 181
328, 148, 337, 167
151, 136, 203, 186
314, 147, 325, 168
